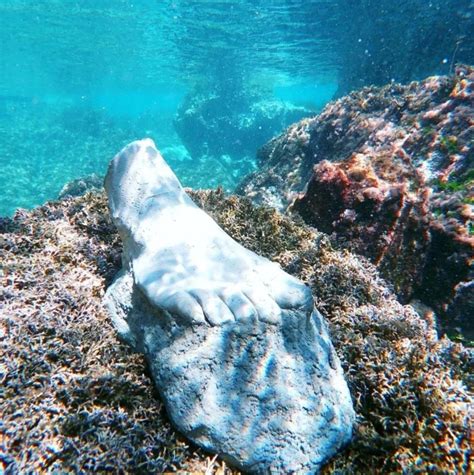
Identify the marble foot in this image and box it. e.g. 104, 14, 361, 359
104, 139, 355, 473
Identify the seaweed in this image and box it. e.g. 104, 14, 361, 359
439, 135, 459, 155
1, 191, 471, 474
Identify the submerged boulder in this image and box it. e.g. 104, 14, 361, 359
1, 188, 471, 473
174, 89, 312, 160
107, 270, 354, 473
239, 66, 474, 340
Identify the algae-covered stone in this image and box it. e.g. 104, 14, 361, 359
1, 185, 470, 474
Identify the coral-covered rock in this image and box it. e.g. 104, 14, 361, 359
239, 66, 474, 339
291, 155, 432, 305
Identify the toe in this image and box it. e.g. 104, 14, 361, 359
271, 276, 314, 312
220, 289, 257, 322
193, 290, 235, 326
159, 291, 206, 324
244, 288, 282, 324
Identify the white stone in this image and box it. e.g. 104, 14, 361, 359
104, 139, 355, 473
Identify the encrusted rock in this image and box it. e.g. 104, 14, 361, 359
239, 66, 474, 340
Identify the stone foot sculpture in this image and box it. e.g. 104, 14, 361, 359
104, 139, 355, 474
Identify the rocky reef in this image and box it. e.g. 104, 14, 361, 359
1, 190, 471, 473
174, 88, 311, 161
239, 66, 473, 341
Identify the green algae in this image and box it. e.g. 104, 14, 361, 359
439, 134, 459, 155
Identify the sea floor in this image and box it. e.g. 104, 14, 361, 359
1, 190, 471, 473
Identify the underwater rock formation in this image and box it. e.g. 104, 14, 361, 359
58, 173, 103, 199
1, 186, 471, 473
239, 66, 474, 340
103, 139, 354, 473
174, 89, 311, 160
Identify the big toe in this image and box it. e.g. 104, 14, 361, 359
158, 290, 206, 324
270, 274, 314, 312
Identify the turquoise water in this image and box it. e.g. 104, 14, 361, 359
1, 0, 473, 216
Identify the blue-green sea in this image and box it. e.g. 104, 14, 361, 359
1, 0, 473, 216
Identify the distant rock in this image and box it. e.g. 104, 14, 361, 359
239, 65, 474, 340
58, 173, 104, 199
174, 90, 312, 160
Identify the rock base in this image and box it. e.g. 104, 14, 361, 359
105, 269, 355, 474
